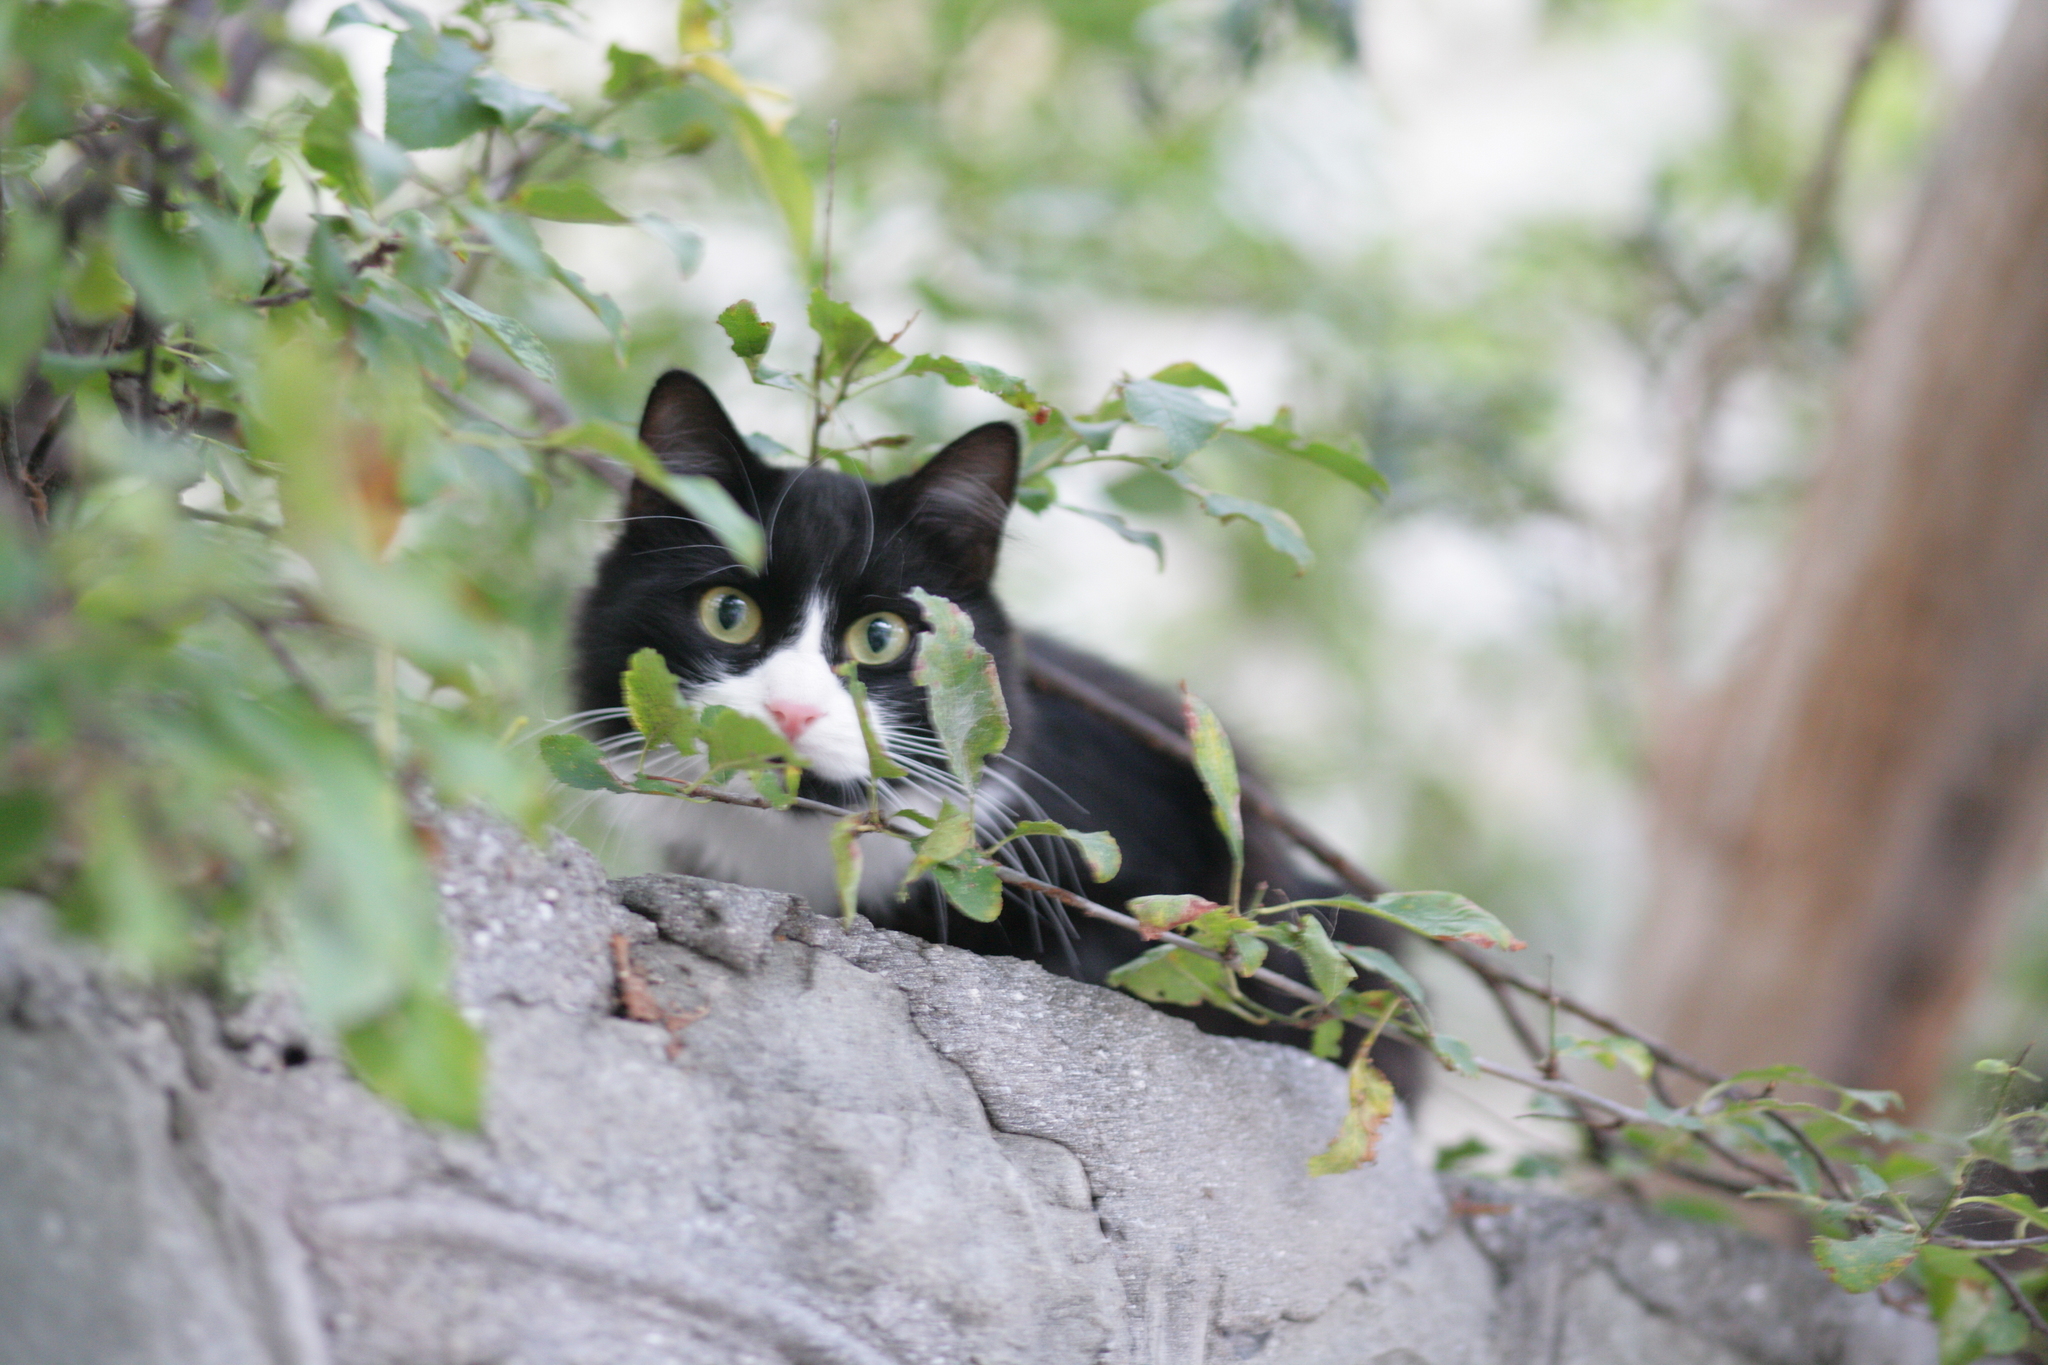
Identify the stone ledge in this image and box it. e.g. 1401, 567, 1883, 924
0, 807, 1934, 1364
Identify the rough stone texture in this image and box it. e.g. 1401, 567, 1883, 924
0, 809, 1935, 1364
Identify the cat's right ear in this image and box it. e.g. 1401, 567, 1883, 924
627, 370, 769, 519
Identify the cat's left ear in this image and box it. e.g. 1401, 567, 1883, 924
897, 422, 1020, 587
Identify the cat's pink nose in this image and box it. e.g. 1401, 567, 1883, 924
764, 700, 823, 742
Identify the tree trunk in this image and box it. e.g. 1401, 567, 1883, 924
1631, 5, 2048, 1116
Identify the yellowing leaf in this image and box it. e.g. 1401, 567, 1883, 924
1309, 1048, 1396, 1176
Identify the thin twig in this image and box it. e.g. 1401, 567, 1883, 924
1026, 655, 1729, 1084
1984, 1254, 2048, 1339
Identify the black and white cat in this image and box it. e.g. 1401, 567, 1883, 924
574, 370, 1418, 1089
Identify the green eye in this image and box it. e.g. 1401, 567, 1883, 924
845, 611, 910, 666
698, 587, 762, 644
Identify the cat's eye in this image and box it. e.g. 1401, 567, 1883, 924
845, 611, 911, 666
698, 587, 762, 644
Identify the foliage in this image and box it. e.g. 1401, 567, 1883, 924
3, 0, 2040, 1351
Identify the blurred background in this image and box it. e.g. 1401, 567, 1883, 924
303, 0, 2043, 1161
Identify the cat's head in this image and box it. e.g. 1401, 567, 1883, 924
573, 370, 1021, 793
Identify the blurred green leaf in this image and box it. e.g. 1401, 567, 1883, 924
341, 989, 485, 1130
385, 29, 490, 150
0, 208, 61, 398
1289, 915, 1356, 1000
1124, 377, 1228, 461
1811, 1227, 1917, 1293
1198, 491, 1313, 572
636, 214, 705, 276
512, 180, 629, 224
539, 734, 627, 792
0, 791, 54, 884
1148, 360, 1232, 396
907, 589, 1010, 793
1340, 944, 1425, 1005
715, 94, 812, 261
592, 426, 766, 571
810, 290, 904, 383
904, 353, 1040, 410
1066, 507, 1164, 568
439, 289, 556, 382
1969, 1111, 2048, 1172
470, 69, 568, 131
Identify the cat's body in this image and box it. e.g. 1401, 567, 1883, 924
574, 371, 1418, 1090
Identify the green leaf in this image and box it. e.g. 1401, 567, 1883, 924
548, 259, 625, 354
1124, 377, 1228, 461
539, 733, 626, 792
1231, 414, 1386, 498
604, 44, 669, 100
1107, 944, 1239, 1011
1430, 1031, 1480, 1078
809, 290, 904, 384
1310, 1018, 1343, 1059
636, 213, 705, 277
1001, 821, 1121, 882
303, 90, 377, 209
512, 180, 629, 224
1180, 688, 1243, 907
385, 30, 490, 150
1340, 944, 1426, 1005
622, 647, 695, 754
0, 208, 61, 398
1129, 893, 1222, 939
907, 589, 1011, 793
454, 203, 550, 279
438, 289, 556, 382
718, 298, 774, 358
715, 94, 812, 261
1289, 915, 1357, 1000
1309, 1048, 1397, 1175
575, 423, 767, 570
1969, 1110, 2048, 1171
836, 661, 910, 781
1229, 932, 1268, 976
1811, 1227, 1917, 1293
341, 988, 485, 1130
1341, 890, 1526, 952
1200, 491, 1313, 572
109, 206, 209, 318
931, 859, 1004, 923
470, 69, 569, 131
828, 815, 863, 924
903, 354, 1040, 410
907, 802, 974, 883
1148, 360, 1232, 396
1557, 1034, 1656, 1081
1067, 507, 1164, 569
698, 704, 797, 777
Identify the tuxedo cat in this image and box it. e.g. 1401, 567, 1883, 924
574, 370, 1419, 1093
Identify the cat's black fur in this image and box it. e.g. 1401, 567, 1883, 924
575, 370, 1421, 1094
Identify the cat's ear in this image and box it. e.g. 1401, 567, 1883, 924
627, 370, 769, 519
898, 421, 1020, 586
